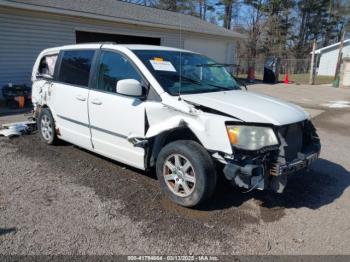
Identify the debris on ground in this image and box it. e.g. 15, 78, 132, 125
293, 238, 304, 244
266, 240, 272, 251
0, 120, 36, 138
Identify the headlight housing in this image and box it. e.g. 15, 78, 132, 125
226, 125, 279, 151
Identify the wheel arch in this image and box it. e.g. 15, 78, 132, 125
34, 103, 49, 120
146, 126, 204, 168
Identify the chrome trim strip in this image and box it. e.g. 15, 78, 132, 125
91, 124, 128, 139
57, 114, 127, 139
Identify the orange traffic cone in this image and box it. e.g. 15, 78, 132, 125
284, 74, 289, 84
18, 96, 25, 108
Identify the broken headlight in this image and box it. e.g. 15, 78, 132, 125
226, 125, 279, 151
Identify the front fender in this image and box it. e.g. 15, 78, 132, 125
144, 101, 236, 155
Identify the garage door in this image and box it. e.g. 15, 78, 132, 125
184, 38, 228, 63
76, 31, 161, 45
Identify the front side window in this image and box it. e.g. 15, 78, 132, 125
96, 51, 142, 93
58, 50, 95, 87
134, 50, 241, 95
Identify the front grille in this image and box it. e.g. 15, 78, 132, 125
270, 120, 320, 177
277, 122, 304, 162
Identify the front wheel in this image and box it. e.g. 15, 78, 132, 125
156, 140, 217, 207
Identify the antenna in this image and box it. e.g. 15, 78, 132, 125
178, 11, 182, 100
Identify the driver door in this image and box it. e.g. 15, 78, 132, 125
88, 50, 146, 169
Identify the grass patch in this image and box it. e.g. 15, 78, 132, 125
281, 73, 333, 85
236, 73, 333, 85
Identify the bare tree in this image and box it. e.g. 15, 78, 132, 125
245, 0, 265, 74
199, 0, 214, 20
215, 0, 236, 29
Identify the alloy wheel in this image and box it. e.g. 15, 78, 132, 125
41, 114, 53, 141
163, 153, 196, 197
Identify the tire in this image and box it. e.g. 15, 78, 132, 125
38, 108, 58, 145
156, 140, 217, 207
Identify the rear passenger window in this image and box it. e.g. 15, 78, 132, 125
96, 51, 141, 93
58, 50, 95, 87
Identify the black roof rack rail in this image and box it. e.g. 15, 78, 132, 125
78, 42, 117, 45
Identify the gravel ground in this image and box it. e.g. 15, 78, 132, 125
0, 84, 350, 255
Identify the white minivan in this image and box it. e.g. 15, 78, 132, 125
32, 44, 321, 207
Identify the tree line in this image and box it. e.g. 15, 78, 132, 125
123, 0, 348, 69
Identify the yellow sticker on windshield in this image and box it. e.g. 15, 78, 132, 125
153, 57, 163, 62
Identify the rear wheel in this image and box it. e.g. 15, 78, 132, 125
38, 108, 58, 145
156, 140, 217, 207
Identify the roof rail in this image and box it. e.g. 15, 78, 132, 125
77, 42, 117, 45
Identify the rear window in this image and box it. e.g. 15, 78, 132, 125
58, 50, 95, 87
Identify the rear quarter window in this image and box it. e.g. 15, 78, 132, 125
38, 54, 58, 76
58, 50, 95, 87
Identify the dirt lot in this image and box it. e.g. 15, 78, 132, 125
1, 84, 350, 255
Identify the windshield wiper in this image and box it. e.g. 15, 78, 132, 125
205, 83, 235, 91
181, 76, 237, 91
195, 63, 240, 68
180, 76, 202, 85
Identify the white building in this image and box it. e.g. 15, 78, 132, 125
0, 0, 244, 97
314, 39, 350, 76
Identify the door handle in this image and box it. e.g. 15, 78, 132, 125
76, 95, 86, 101
91, 99, 102, 105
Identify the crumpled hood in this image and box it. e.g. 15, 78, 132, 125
182, 90, 308, 126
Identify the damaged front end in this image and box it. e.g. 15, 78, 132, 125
222, 120, 321, 193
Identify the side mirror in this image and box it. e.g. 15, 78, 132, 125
36, 73, 53, 81
116, 79, 144, 98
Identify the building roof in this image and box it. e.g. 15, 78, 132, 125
1, 0, 245, 39
314, 39, 350, 54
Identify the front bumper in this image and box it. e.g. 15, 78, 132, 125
223, 148, 320, 193
271, 151, 319, 176
222, 120, 321, 193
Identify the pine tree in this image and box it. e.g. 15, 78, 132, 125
261, 0, 294, 58
156, 0, 197, 14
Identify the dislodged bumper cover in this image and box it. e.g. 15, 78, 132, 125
0, 121, 36, 138
223, 120, 321, 193
272, 151, 319, 176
